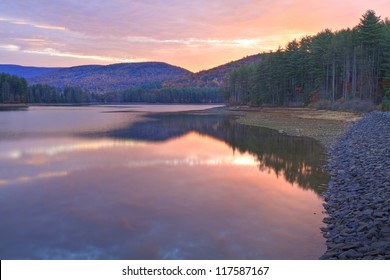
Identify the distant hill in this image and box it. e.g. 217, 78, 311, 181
25, 62, 191, 94
163, 53, 265, 88
1, 54, 264, 94
0, 64, 62, 78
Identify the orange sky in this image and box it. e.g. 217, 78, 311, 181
0, 0, 389, 72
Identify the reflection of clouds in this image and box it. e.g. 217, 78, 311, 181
24, 154, 50, 165
127, 154, 257, 167
0, 171, 68, 186
27, 140, 145, 156
36, 246, 104, 260
0, 138, 146, 187
37, 171, 68, 179
3, 150, 22, 159
0, 111, 326, 259
0, 156, 325, 259
0, 139, 146, 160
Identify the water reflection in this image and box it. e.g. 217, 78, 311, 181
84, 112, 329, 195
0, 106, 327, 260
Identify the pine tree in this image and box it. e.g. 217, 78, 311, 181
358, 10, 383, 99
381, 19, 390, 110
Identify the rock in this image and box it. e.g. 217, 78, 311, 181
367, 228, 378, 239
320, 227, 330, 232
361, 209, 373, 216
367, 249, 383, 256
339, 249, 363, 259
341, 243, 360, 250
380, 227, 390, 235
361, 255, 374, 260
340, 228, 355, 236
320, 112, 390, 260
323, 217, 333, 224
371, 241, 389, 251
374, 211, 387, 218
356, 223, 368, 232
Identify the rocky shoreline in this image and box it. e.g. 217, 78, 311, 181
320, 111, 390, 259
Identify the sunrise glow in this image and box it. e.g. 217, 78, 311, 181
0, 0, 390, 71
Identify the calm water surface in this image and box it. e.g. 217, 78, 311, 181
0, 105, 328, 259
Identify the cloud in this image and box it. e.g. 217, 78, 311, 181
7, 18, 66, 31
0, 0, 390, 71
33, 24, 66, 31
0, 44, 20, 51
24, 48, 145, 63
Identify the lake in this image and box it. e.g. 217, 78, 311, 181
0, 105, 328, 259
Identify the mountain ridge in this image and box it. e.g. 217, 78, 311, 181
0, 64, 63, 78
0, 54, 264, 93
163, 53, 264, 88
26, 62, 191, 94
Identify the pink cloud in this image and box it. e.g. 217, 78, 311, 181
0, 0, 389, 71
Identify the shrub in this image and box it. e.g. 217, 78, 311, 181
309, 98, 376, 112
381, 96, 390, 111
330, 102, 340, 111
312, 99, 331, 110
339, 99, 376, 112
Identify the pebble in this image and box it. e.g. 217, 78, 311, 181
320, 112, 390, 260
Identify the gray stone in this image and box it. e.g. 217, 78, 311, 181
361, 209, 373, 216
339, 249, 363, 259
374, 212, 387, 218
371, 241, 389, 250
361, 255, 374, 260
356, 223, 369, 232
380, 227, 390, 234
341, 243, 360, 250
320, 112, 390, 260
367, 249, 383, 256
323, 217, 333, 224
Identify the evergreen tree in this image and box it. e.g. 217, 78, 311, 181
357, 10, 383, 99
224, 10, 389, 108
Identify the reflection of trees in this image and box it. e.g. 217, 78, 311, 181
213, 119, 329, 194
84, 112, 329, 195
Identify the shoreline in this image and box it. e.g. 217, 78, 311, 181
320, 112, 390, 259
202, 106, 360, 149
203, 106, 390, 259
0, 104, 29, 111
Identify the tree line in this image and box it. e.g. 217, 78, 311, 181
0, 72, 223, 104
225, 10, 390, 109
0, 73, 28, 103
103, 87, 223, 103
1, 73, 96, 104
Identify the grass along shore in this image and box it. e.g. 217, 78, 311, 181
208, 106, 360, 149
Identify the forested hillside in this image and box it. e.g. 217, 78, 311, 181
163, 53, 264, 88
225, 10, 390, 109
0, 60, 226, 104
28, 62, 191, 93
0, 72, 223, 104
